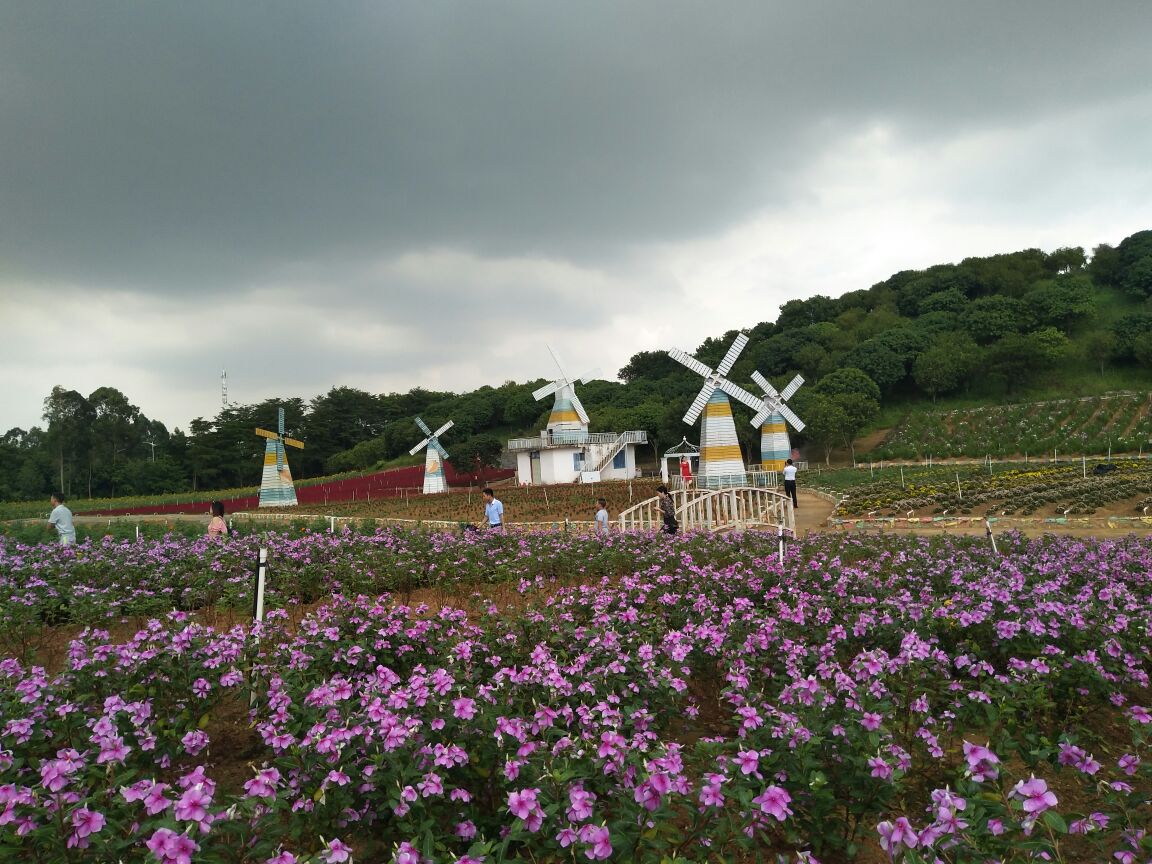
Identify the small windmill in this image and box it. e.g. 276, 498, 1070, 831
255, 407, 304, 507
532, 346, 597, 436
410, 416, 454, 494
667, 333, 763, 486
749, 371, 805, 471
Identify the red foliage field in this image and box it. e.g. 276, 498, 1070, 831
79, 463, 514, 517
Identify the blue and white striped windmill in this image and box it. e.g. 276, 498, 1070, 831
667, 333, 764, 486
748, 371, 805, 472
531, 346, 597, 436
410, 417, 454, 494
255, 407, 304, 507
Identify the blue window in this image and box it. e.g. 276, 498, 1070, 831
573, 452, 585, 470
612, 450, 626, 469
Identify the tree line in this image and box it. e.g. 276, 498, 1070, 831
3, 230, 1150, 500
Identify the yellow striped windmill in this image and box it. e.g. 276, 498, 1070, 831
749, 371, 805, 471
255, 407, 304, 507
531, 346, 597, 437
667, 334, 764, 487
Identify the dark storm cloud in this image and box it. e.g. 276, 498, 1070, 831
3, 0, 1151, 292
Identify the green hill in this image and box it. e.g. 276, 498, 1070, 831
4, 230, 1151, 501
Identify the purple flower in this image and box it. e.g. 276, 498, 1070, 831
860, 713, 883, 731
877, 817, 919, 853
578, 824, 612, 860
324, 838, 354, 863
752, 785, 792, 822
1011, 777, 1058, 814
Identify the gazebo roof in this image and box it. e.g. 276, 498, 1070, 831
663, 437, 700, 457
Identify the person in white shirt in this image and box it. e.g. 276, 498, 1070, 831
48, 492, 76, 546
782, 459, 798, 508
594, 497, 610, 535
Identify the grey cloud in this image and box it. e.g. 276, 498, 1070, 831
4, 1, 1151, 293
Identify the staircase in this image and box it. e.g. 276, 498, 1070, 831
589, 430, 646, 474
617, 487, 795, 535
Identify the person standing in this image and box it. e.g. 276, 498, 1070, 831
782, 458, 798, 508
482, 487, 504, 529
48, 492, 76, 546
207, 501, 229, 538
594, 497, 610, 535
655, 485, 678, 535
679, 456, 694, 489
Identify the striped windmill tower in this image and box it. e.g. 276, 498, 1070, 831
532, 346, 596, 435
667, 334, 763, 486
410, 417, 454, 494
255, 408, 304, 507
749, 372, 805, 471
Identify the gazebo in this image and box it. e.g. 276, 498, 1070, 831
660, 437, 700, 487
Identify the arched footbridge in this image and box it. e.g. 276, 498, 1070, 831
617, 486, 795, 535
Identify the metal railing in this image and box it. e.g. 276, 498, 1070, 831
506, 430, 647, 451
590, 431, 648, 473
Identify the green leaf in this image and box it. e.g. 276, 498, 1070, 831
1041, 810, 1068, 834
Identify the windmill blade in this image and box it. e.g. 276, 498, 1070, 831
255, 428, 278, 440
432, 440, 449, 459
409, 437, 431, 456
751, 407, 771, 428
414, 417, 433, 437
532, 380, 560, 402
717, 377, 764, 413
715, 333, 749, 377
780, 374, 805, 401
750, 370, 775, 396
283, 436, 305, 449
570, 392, 590, 424
667, 348, 714, 380
577, 367, 600, 385
547, 344, 571, 379
778, 402, 806, 432
433, 420, 454, 439
683, 381, 716, 425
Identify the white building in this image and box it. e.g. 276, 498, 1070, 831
507, 429, 647, 485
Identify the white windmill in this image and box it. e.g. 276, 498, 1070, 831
667, 333, 764, 486
409, 416, 454, 494
531, 346, 597, 440
749, 371, 805, 471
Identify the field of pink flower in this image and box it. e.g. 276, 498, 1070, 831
2, 529, 1152, 864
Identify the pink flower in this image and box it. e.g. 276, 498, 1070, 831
508, 788, 539, 820
1011, 777, 1058, 814
323, 838, 354, 863
455, 820, 477, 839
877, 817, 919, 853
860, 713, 883, 731
578, 824, 612, 860
699, 783, 724, 808
733, 750, 760, 775
145, 828, 200, 864
1131, 706, 1151, 724
452, 697, 476, 719
752, 785, 792, 822
868, 757, 892, 780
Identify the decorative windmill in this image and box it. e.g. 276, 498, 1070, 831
667, 333, 764, 486
409, 416, 454, 494
255, 407, 304, 507
749, 372, 805, 471
531, 346, 597, 436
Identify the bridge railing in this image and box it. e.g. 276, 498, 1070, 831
617, 486, 794, 535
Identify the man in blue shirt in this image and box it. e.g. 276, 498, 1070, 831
48, 492, 76, 546
482, 487, 504, 529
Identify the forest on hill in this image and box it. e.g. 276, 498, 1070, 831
2, 230, 1150, 501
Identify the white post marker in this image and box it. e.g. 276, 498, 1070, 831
956, 472, 962, 500
777, 523, 785, 567
328, 516, 336, 533
1083, 455, 1087, 479
135, 525, 140, 541
253, 547, 268, 623
985, 520, 999, 556
900, 466, 905, 489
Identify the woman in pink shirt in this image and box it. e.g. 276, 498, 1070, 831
207, 501, 229, 538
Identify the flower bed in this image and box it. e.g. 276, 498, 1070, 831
876, 393, 1152, 461
836, 459, 1152, 517
2, 530, 1152, 862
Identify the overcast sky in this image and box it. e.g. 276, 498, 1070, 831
2, 1, 1151, 434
